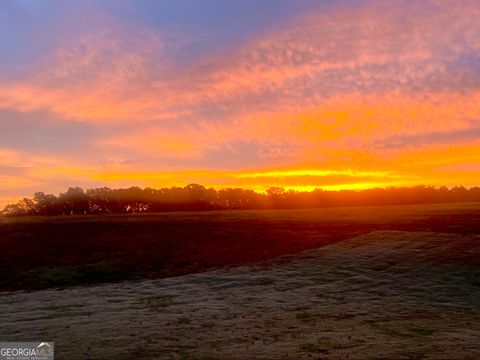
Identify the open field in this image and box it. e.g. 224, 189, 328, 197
0, 203, 479, 359
1, 202, 480, 292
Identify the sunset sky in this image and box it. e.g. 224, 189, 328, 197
1, 0, 480, 207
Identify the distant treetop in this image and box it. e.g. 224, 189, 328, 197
2, 184, 480, 216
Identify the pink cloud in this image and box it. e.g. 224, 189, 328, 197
1, 0, 480, 203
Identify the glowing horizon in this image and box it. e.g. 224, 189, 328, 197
1, 0, 480, 208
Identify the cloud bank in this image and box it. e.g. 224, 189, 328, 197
1, 0, 480, 205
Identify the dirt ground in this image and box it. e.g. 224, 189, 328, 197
0, 230, 478, 359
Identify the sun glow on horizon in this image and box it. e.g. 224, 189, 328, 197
1, 0, 480, 206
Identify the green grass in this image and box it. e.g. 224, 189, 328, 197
178, 349, 190, 360
299, 342, 328, 354
318, 336, 333, 347
10, 261, 137, 290
371, 323, 435, 338
135, 295, 178, 312
406, 325, 435, 337
177, 316, 192, 325
295, 310, 312, 321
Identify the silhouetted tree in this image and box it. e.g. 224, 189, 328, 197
2, 184, 480, 216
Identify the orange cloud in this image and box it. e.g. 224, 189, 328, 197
1, 0, 480, 205
2, 0, 480, 123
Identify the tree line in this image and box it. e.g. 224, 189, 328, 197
2, 184, 480, 216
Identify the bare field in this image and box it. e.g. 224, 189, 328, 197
0, 204, 479, 359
